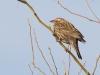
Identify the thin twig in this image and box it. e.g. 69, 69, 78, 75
28, 64, 33, 75
27, 18, 46, 75
68, 45, 71, 75
92, 54, 100, 75
91, 0, 94, 2
32, 61, 46, 75
86, 0, 100, 22
18, 1, 90, 74
62, 61, 67, 75
78, 61, 86, 75
57, 0, 100, 24
27, 18, 34, 61
48, 47, 59, 75
33, 29, 56, 75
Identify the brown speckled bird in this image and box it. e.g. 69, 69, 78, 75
50, 18, 86, 60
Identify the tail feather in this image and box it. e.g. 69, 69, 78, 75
70, 39, 82, 60
80, 38, 86, 43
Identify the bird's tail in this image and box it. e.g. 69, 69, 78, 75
80, 37, 86, 43
70, 39, 82, 60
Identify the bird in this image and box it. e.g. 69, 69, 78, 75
50, 18, 86, 60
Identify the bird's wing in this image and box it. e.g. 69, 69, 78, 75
61, 22, 84, 40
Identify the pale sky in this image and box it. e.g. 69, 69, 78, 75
0, 0, 100, 75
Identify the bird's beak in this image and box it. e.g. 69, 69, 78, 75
50, 20, 54, 23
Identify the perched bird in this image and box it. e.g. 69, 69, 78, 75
50, 18, 86, 60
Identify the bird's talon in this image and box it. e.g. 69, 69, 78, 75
56, 38, 61, 42
53, 33, 56, 36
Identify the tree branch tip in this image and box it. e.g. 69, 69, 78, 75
26, 18, 29, 20
48, 46, 50, 49
57, 1, 59, 4
18, 0, 27, 4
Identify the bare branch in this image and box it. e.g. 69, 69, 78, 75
32, 61, 46, 75
78, 61, 86, 75
28, 64, 33, 75
33, 29, 56, 75
57, 0, 100, 24
62, 61, 67, 75
48, 47, 59, 75
68, 45, 71, 75
27, 18, 46, 75
92, 54, 100, 75
86, 0, 100, 22
27, 18, 34, 61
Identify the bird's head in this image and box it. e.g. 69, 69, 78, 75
50, 18, 65, 24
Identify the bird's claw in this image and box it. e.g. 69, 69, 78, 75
52, 32, 56, 36
52, 32, 61, 42
56, 38, 61, 42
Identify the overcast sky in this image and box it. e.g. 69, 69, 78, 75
0, 0, 100, 75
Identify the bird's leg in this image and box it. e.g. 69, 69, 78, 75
52, 32, 57, 36
56, 37, 61, 42
52, 32, 61, 42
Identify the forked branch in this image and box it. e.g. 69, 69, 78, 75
57, 0, 100, 24
27, 18, 46, 75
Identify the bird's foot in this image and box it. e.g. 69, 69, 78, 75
56, 38, 61, 42
52, 32, 56, 36
52, 32, 61, 42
